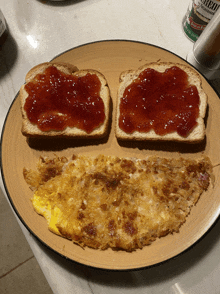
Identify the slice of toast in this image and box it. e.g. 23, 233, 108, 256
20, 62, 110, 138
115, 62, 207, 143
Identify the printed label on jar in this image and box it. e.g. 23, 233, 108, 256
183, 0, 220, 42
196, 0, 220, 20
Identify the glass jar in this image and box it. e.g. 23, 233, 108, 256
183, 0, 220, 42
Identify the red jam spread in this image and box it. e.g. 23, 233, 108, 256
119, 66, 200, 137
24, 66, 105, 133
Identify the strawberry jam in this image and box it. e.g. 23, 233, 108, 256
24, 66, 105, 133
119, 66, 200, 137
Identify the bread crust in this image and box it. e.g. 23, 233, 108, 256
115, 62, 207, 143
20, 62, 110, 138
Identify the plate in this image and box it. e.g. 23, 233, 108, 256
1, 40, 220, 270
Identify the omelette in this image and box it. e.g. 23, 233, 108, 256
23, 154, 213, 251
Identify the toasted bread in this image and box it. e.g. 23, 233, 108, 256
115, 62, 207, 143
20, 62, 110, 138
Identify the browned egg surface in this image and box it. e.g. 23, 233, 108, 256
23, 154, 212, 251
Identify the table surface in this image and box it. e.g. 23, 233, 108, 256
1, 1, 220, 293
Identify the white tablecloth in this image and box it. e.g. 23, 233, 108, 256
1, 1, 220, 293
